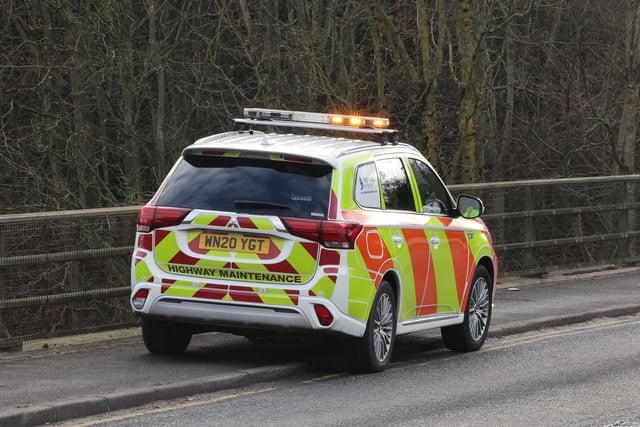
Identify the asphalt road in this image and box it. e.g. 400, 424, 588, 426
60, 316, 640, 427
1, 267, 639, 427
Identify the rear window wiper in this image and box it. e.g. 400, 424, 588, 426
234, 200, 291, 210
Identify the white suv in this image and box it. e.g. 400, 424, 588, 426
131, 108, 497, 372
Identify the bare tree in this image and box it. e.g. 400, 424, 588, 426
614, 0, 640, 174
0, 0, 638, 214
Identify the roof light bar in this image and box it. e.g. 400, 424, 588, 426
243, 108, 391, 130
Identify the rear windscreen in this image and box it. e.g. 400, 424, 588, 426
155, 155, 333, 219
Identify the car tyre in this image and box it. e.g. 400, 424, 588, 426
352, 280, 396, 373
142, 318, 192, 355
441, 265, 492, 352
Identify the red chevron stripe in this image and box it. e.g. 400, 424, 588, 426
154, 229, 171, 245
263, 258, 297, 274
187, 234, 208, 254
300, 241, 319, 260
319, 248, 339, 266
238, 217, 258, 229
193, 284, 227, 300
229, 285, 262, 303
210, 215, 231, 226
284, 289, 300, 305
169, 251, 200, 266
257, 239, 283, 259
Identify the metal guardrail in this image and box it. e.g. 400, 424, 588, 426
450, 175, 640, 272
1, 175, 639, 350
0, 208, 140, 350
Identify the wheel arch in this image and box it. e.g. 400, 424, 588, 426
380, 270, 401, 309
477, 256, 496, 290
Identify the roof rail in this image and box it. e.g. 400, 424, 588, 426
232, 108, 398, 144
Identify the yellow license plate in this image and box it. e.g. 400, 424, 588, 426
199, 233, 271, 254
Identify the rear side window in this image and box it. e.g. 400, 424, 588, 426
354, 162, 381, 209
155, 155, 333, 219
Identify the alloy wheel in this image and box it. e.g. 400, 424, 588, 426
372, 293, 394, 361
468, 277, 490, 341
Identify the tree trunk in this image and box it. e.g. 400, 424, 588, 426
614, 0, 640, 174
147, 0, 166, 178
500, 12, 515, 178
458, 0, 478, 183
417, 0, 446, 174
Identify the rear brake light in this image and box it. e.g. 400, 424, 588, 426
282, 155, 312, 163
132, 288, 149, 309
137, 206, 192, 232
314, 304, 334, 326
281, 217, 362, 249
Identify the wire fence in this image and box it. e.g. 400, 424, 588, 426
1, 176, 639, 351
0, 208, 139, 351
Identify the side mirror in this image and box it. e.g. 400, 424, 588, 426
457, 195, 484, 219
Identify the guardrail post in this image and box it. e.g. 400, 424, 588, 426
618, 180, 629, 260
631, 180, 637, 260
0, 223, 23, 352
524, 186, 536, 269
493, 188, 506, 247
622, 179, 637, 261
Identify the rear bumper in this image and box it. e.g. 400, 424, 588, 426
131, 282, 366, 337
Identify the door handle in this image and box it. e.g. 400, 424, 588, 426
392, 232, 403, 248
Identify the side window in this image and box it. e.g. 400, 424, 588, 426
407, 158, 453, 215
354, 162, 382, 209
376, 158, 416, 212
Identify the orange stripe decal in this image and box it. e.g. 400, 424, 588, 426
420, 254, 438, 316
445, 229, 472, 309
402, 228, 430, 312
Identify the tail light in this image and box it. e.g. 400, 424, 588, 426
314, 304, 334, 326
132, 288, 149, 309
136, 206, 192, 232
281, 217, 362, 249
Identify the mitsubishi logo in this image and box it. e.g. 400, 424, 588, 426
227, 217, 240, 228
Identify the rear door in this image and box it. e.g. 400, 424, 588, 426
150, 152, 333, 286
